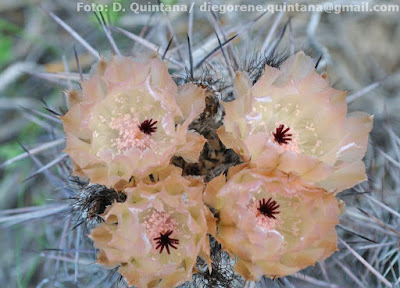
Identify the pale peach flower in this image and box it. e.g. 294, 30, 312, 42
204, 165, 342, 280
90, 166, 214, 288
218, 51, 373, 193
61, 56, 206, 189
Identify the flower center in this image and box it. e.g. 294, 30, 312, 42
154, 230, 179, 254
143, 210, 179, 254
108, 114, 156, 153
138, 119, 158, 135
273, 124, 292, 145
257, 198, 280, 219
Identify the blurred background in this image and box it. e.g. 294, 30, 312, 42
0, 0, 400, 287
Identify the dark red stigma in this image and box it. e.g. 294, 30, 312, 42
138, 119, 158, 135
257, 198, 280, 219
154, 230, 179, 254
273, 124, 292, 145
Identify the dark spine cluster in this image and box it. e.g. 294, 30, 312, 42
69, 176, 126, 229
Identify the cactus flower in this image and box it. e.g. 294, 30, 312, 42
90, 166, 214, 288
204, 165, 342, 280
218, 51, 373, 193
61, 56, 206, 189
